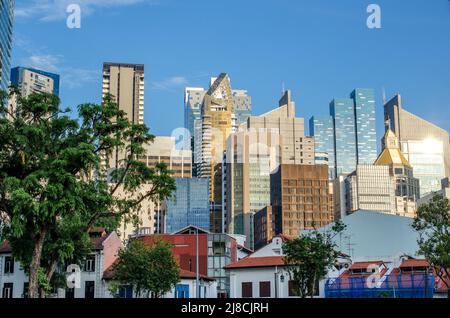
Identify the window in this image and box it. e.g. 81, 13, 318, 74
83, 255, 96, 272
118, 285, 133, 298
2, 283, 13, 298
259, 281, 271, 297
85, 281, 95, 298
4, 256, 14, 274
66, 288, 75, 299
23, 283, 29, 298
213, 242, 225, 255
241, 282, 253, 298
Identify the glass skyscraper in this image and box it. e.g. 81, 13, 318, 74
311, 89, 377, 179
165, 178, 210, 233
309, 116, 335, 179
351, 89, 377, 165
330, 98, 357, 177
0, 0, 14, 92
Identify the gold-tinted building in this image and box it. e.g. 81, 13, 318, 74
198, 74, 234, 233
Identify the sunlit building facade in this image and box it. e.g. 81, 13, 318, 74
384, 94, 449, 197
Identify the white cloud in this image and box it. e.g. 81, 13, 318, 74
15, 0, 159, 21
149, 76, 188, 91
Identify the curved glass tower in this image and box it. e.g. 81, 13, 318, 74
0, 0, 14, 92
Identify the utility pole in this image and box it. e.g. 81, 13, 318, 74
196, 227, 200, 298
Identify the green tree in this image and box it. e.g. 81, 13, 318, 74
412, 194, 450, 298
0, 90, 176, 298
283, 221, 346, 298
111, 239, 180, 298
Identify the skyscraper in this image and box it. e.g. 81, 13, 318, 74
0, 0, 14, 93
384, 94, 449, 197
225, 129, 278, 249
184, 75, 252, 178
165, 178, 210, 233
374, 130, 420, 217
10, 67, 60, 96
330, 98, 357, 177
102, 63, 144, 125
244, 90, 315, 165
270, 164, 333, 237
351, 88, 377, 165
309, 116, 335, 179
311, 89, 377, 179
198, 74, 235, 233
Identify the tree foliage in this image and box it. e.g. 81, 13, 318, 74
111, 239, 180, 298
412, 194, 450, 293
283, 221, 346, 298
0, 89, 176, 297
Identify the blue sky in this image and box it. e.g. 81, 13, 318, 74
11, 0, 450, 146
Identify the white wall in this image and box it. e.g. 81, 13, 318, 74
228, 266, 294, 298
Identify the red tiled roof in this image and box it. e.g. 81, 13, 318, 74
103, 264, 214, 281
350, 261, 385, 270
400, 259, 430, 268
224, 256, 285, 269
0, 241, 12, 254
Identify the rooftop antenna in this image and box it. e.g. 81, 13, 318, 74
282, 81, 285, 95
382, 86, 387, 105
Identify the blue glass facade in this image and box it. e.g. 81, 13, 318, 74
351, 89, 377, 165
0, 0, 14, 92
10, 67, 60, 96
309, 116, 335, 179
166, 178, 210, 233
330, 98, 357, 177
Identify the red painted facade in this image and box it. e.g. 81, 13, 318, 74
141, 234, 209, 276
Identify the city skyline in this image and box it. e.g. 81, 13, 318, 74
9, 0, 450, 144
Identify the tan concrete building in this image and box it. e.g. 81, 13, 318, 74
243, 90, 315, 165
374, 130, 420, 218
102, 63, 144, 125
120, 136, 192, 240
270, 164, 333, 237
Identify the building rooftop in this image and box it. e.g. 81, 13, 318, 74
224, 256, 285, 269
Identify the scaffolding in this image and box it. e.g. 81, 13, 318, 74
325, 273, 435, 298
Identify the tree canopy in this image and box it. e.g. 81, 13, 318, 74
0, 89, 176, 297
110, 239, 180, 298
283, 221, 346, 298
412, 194, 450, 296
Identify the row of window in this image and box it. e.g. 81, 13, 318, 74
1, 282, 95, 298
3, 256, 96, 274
241, 281, 306, 298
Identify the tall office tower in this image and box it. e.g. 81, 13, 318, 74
102, 63, 145, 171
120, 136, 192, 239
309, 116, 335, 179
184, 87, 206, 176
311, 89, 377, 179
185, 76, 252, 178
345, 165, 395, 215
270, 164, 333, 237
244, 90, 315, 165
374, 130, 420, 217
10, 67, 60, 96
102, 63, 144, 125
198, 74, 234, 233
330, 98, 357, 178
225, 129, 280, 249
0, 0, 14, 93
232, 89, 252, 127
384, 94, 449, 197
351, 89, 377, 164
165, 178, 210, 233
